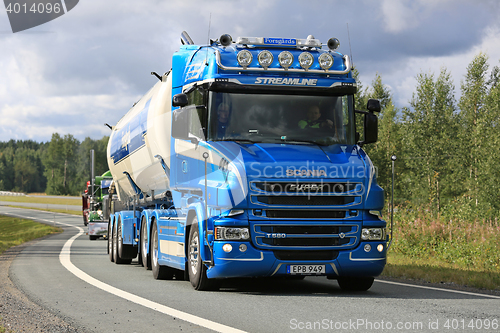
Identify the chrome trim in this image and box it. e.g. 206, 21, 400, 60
219, 252, 264, 261
329, 263, 339, 275
216, 50, 351, 75
349, 252, 386, 261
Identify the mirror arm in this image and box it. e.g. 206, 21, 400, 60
355, 109, 369, 115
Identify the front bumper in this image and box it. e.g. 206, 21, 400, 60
206, 240, 386, 279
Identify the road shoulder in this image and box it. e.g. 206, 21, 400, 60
0, 239, 82, 332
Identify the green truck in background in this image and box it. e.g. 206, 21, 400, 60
82, 150, 113, 240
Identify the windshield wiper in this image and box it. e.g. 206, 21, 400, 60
278, 138, 328, 146
217, 139, 261, 144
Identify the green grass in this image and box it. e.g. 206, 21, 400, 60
0, 215, 62, 255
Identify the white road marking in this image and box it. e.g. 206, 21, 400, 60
2, 210, 246, 333
376, 279, 500, 299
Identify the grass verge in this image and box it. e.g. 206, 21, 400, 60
0, 215, 62, 255
382, 252, 500, 291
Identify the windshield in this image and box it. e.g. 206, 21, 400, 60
207, 92, 355, 145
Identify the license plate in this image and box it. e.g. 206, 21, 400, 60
287, 265, 325, 275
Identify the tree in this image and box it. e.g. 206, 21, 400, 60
77, 136, 110, 192
457, 53, 489, 211
402, 67, 457, 212
42, 133, 80, 195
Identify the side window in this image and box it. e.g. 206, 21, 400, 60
187, 88, 207, 140
342, 95, 349, 126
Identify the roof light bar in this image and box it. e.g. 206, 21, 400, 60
217, 51, 352, 75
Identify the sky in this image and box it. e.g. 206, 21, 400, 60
1, 0, 500, 143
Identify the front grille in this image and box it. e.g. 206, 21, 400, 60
262, 237, 350, 246
260, 225, 351, 234
253, 223, 358, 250
265, 210, 346, 219
274, 250, 339, 261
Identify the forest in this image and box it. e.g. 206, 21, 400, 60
0, 53, 499, 223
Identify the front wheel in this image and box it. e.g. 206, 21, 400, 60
188, 218, 219, 291
337, 277, 374, 291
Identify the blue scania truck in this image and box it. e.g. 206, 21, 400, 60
106, 31, 387, 291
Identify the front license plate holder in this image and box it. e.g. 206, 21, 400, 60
287, 265, 325, 275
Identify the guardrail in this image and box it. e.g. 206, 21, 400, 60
0, 191, 26, 197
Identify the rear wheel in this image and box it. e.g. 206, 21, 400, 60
141, 218, 151, 270
114, 218, 132, 265
188, 218, 219, 291
151, 220, 174, 280
337, 277, 374, 291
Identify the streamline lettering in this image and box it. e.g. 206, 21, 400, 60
255, 77, 318, 86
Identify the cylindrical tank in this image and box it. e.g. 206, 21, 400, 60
106, 74, 173, 203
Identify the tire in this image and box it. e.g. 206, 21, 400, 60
89, 235, 98, 240
108, 220, 114, 262
114, 218, 132, 265
337, 277, 374, 291
151, 220, 174, 280
188, 218, 219, 291
140, 218, 151, 270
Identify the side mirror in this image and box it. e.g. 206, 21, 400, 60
171, 105, 207, 143
172, 93, 188, 107
367, 99, 381, 112
363, 112, 378, 145
172, 108, 190, 139
355, 98, 380, 146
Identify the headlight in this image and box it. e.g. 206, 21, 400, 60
298, 52, 314, 70
215, 227, 250, 240
361, 228, 386, 241
237, 50, 253, 68
318, 53, 334, 70
258, 50, 273, 69
278, 51, 293, 69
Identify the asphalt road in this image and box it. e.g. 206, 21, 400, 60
2, 206, 499, 333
